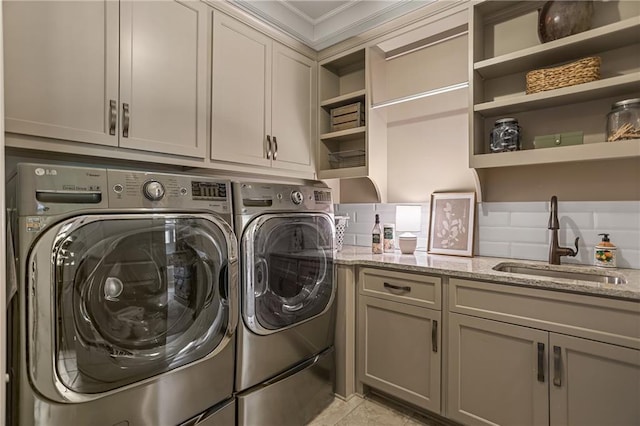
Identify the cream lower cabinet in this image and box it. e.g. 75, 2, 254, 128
357, 268, 441, 413
549, 333, 640, 426
211, 12, 315, 172
448, 278, 640, 426
3, 0, 208, 158
448, 313, 549, 426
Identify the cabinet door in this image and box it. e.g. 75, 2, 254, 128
550, 333, 640, 426
3, 1, 119, 146
448, 313, 549, 426
211, 12, 271, 167
358, 295, 441, 412
271, 43, 315, 172
119, 0, 207, 158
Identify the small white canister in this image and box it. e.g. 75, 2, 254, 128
594, 233, 617, 268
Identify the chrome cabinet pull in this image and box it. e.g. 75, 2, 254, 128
432, 320, 438, 353
537, 342, 545, 382
273, 136, 278, 160
266, 135, 272, 159
553, 345, 562, 387
109, 100, 117, 135
383, 282, 411, 292
122, 103, 130, 138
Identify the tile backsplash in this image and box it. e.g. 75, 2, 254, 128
335, 201, 640, 269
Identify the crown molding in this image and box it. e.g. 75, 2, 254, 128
230, 0, 435, 50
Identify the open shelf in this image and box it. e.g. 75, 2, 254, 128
471, 139, 640, 169
318, 165, 368, 180
320, 89, 366, 109
474, 17, 640, 79
320, 126, 366, 142
469, 0, 640, 170
474, 74, 640, 116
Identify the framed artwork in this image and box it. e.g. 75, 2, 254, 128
428, 192, 476, 257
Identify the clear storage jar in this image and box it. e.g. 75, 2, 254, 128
606, 98, 640, 142
490, 118, 520, 152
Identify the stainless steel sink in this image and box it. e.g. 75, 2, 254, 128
493, 263, 627, 285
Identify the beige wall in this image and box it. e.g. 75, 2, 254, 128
381, 33, 478, 203
479, 158, 640, 202
386, 92, 477, 203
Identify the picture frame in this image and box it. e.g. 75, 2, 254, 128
428, 192, 476, 257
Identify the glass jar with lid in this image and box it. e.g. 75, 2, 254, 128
490, 118, 520, 152
606, 98, 640, 142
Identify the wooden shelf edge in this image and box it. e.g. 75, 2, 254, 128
318, 165, 368, 180
470, 139, 640, 169
320, 89, 366, 109
320, 126, 366, 141
474, 17, 640, 78
474, 74, 640, 115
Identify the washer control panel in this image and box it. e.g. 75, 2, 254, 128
107, 169, 231, 213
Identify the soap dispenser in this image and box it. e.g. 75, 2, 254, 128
594, 233, 617, 268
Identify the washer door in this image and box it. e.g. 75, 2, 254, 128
29, 214, 237, 400
242, 213, 334, 334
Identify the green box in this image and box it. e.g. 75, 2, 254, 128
533, 131, 584, 149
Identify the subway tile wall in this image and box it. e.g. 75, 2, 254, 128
335, 201, 640, 269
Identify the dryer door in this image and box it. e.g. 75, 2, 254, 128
242, 213, 334, 334
28, 213, 237, 400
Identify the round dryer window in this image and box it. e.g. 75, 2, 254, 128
49, 214, 234, 394
243, 213, 334, 333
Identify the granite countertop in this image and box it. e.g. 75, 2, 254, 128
335, 246, 640, 301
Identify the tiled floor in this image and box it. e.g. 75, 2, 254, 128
307, 394, 439, 426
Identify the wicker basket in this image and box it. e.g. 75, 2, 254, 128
526, 57, 601, 94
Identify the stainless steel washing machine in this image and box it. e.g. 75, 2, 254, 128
6, 163, 238, 426
232, 182, 336, 426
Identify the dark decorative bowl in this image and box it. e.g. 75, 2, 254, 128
538, 1, 594, 43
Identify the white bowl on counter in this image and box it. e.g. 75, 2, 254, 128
398, 233, 417, 254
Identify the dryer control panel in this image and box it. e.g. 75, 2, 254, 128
233, 182, 333, 214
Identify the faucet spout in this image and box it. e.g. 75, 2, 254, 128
548, 195, 579, 265
548, 195, 559, 230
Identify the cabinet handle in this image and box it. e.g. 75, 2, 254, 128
383, 282, 411, 292
109, 100, 117, 135
553, 345, 562, 387
266, 135, 272, 159
273, 136, 278, 160
537, 342, 545, 382
432, 320, 438, 353
122, 103, 130, 138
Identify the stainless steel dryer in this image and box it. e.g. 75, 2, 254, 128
233, 182, 336, 426
6, 163, 238, 426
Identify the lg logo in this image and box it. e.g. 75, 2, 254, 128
35, 168, 57, 176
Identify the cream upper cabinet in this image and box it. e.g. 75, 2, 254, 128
118, 0, 208, 158
3, 1, 119, 147
3, 0, 207, 158
211, 12, 315, 172
271, 42, 315, 172
211, 12, 272, 168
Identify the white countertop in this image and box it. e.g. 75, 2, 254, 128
335, 246, 640, 301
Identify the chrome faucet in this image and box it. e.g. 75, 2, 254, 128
548, 195, 579, 265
